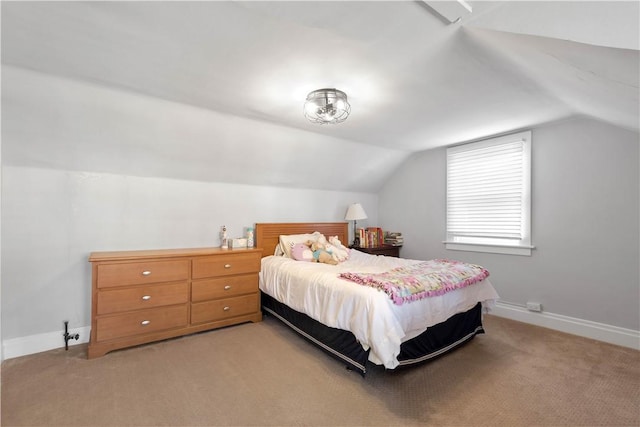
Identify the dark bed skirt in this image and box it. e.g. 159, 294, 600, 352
261, 291, 484, 375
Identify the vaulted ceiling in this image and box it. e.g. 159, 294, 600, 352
2, 1, 638, 192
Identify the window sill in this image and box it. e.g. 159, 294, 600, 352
443, 241, 534, 256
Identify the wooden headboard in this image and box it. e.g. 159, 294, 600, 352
254, 222, 349, 258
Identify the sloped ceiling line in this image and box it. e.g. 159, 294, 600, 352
2, 1, 638, 193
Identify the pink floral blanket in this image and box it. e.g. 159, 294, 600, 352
339, 259, 489, 305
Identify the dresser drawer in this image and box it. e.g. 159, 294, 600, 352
191, 294, 259, 324
191, 274, 258, 303
192, 253, 260, 279
96, 305, 188, 342
97, 260, 189, 288
97, 282, 189, 315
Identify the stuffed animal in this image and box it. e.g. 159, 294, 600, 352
290, 243, 314, 262
316, 235, 349, 263
327, 236, 350, 262
307, 240, 339, 265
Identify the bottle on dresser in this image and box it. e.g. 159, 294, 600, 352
220, 225, 229, 249
247, 227, 254, 248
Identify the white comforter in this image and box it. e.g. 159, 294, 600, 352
259, 250, 499, 369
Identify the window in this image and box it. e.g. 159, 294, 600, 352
445, 130, 533, 256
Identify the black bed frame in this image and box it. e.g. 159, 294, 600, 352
261, 291, 484, 376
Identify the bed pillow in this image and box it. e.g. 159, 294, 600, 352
279, 232, 324, 259
273, 244, 285, 256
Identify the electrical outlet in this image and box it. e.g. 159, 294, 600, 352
526, 302, 542, 312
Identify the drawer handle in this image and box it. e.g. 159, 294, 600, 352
142, 295, 151, 301
142, 271, 151, 276
141, 320, 151, 326
224, 264, 231, 269
224, 285, 232, 290
223, 306, 230, 311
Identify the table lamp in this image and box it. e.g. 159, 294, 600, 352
344, 203, 368, 247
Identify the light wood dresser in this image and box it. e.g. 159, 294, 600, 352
88, 247, 263, 358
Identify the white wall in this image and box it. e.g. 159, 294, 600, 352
1, 166, 377, 357
379, 116, 639, 336
1, 65, 386, 359
0, 61, 3, 361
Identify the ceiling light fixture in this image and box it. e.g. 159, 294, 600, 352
304, 88, 351, 124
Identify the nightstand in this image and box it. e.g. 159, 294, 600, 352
351, 245, 402, 258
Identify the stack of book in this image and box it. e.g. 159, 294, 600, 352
384, 231, 403, 246
357, 227, 384, 248
356, 228, 404, 248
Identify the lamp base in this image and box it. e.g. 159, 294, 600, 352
352, 220, 359, 247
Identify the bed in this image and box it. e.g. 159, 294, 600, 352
255, 222, 499, 375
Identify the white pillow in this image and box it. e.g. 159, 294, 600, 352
279, 232, 324, 259
273, 244, 285, 256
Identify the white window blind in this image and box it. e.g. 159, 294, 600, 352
446, 131, 532, 256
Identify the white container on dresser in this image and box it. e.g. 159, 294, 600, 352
88, 247, 262, 359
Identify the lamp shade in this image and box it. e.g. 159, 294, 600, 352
345, 203, 368, 221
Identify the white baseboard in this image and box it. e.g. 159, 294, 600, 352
2, 325, 90, 361
491, 301, 640, 350
3, 304, 639, 360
